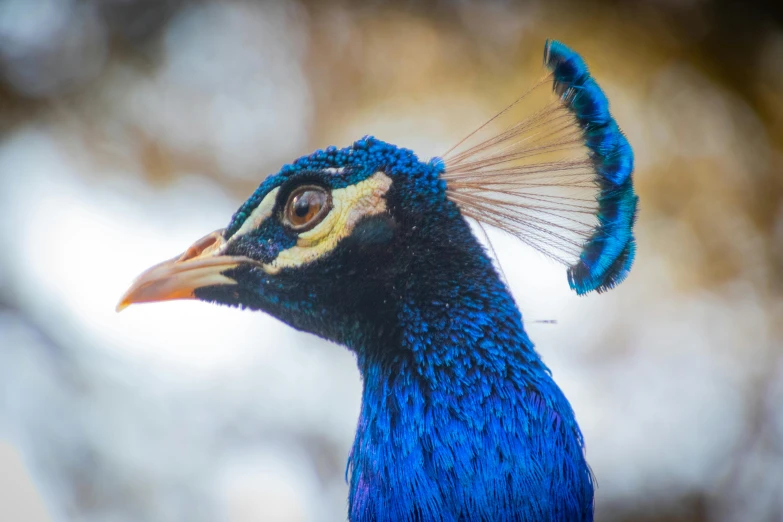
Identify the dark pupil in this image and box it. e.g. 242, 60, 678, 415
294, 195, 311, 217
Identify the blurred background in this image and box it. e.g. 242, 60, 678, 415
0, 0, 781, 521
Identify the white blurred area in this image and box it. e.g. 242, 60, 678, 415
0, 2, 357, 521
0, 1, 781, 521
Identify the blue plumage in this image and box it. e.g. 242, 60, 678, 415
346, 203, 594, 521
545, 40, 639, 295
120, 40, 637, 522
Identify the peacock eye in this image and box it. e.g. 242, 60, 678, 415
283, 185, 332, 231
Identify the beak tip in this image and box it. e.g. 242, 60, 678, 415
114, 229, 246, 314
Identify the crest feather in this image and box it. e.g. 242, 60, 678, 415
443, 40, 638, 295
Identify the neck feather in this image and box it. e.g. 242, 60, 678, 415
346, 212, 594, 522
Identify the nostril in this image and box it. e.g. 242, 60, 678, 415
180, 231, 224, 261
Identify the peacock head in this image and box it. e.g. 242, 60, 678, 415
117, 137, 459, 347
118, 40, 639, 347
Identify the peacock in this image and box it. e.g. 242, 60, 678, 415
118, 40, 637, 522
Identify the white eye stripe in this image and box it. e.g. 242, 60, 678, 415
230, 187, 281, 241
263, 172, 392, 274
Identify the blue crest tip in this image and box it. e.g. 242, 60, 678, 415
544, 40, 639, 295
544, 40, 590, 87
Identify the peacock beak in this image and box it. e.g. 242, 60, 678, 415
116, 229, 254, 312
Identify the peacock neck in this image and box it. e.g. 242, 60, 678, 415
346, 218, 594, 522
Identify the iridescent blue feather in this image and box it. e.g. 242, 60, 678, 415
544, 40, 638, 294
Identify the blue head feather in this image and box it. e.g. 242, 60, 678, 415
544, 40, 639, 295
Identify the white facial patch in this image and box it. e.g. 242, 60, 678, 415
264, 172, 393, 274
